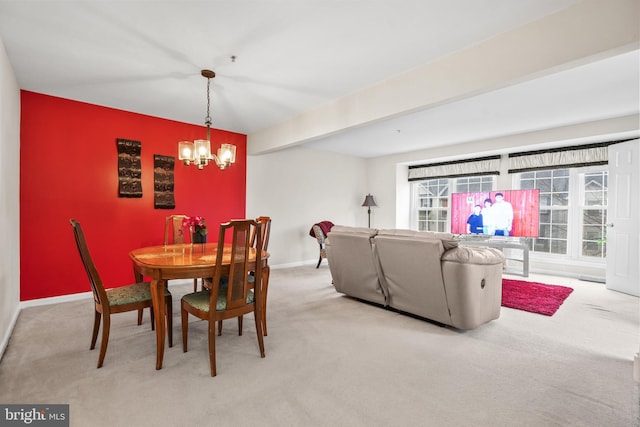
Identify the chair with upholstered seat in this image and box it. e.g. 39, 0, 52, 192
69, 219, 173, 368
181, 219, 265, 377
164, 214, 201, 292
252, 216, 271, 335
223, 216, 272, 336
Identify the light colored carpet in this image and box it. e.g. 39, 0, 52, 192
1, 266, 638, 427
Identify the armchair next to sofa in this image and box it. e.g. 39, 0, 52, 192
326, 225, 505, 330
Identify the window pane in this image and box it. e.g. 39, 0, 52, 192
551, 210, 568, 223
538, 179, 551, 192
583, 209, 603, 225
580, 171, 608, 259
538, 210, 550, 224
539, 194, 552, 207
552, 192, 569, 205
551, 225, 567, 239
521, 180, 534, 189
533, 239, 550, 252
551, 239, 567, 254
539, 224, 550, 238
552, 177, 569, 192
583, 225, 604, 240
585, 175, 603, 189
585, 191, 604, 206
582, 241, 605, 258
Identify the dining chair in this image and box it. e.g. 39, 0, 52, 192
164, 214, 190, 245
69, 219, 173, 368
181, 219, 265, 377
215, 216, 271, 336
164, 214, 201, 292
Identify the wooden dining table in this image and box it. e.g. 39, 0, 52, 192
129, 243, 270, 370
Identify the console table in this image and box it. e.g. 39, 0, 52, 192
459, 238, 529, 277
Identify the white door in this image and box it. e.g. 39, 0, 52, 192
606, 139, 639, 296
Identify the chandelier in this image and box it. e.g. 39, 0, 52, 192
178, 69, 236, 170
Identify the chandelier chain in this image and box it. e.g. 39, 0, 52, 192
205, 77, 212, 128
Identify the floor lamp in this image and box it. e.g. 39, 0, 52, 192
362, 194, 377, 228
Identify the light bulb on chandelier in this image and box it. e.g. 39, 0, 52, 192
178, 69, 236, 170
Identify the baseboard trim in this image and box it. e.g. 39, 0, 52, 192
0, 305, 20, 364
271, 259, 322, 269
578, 275, 606, 284
18, 279, 199, 310
20, 291, 92, 309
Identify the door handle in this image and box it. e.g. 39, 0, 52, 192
606, 223, 614, 228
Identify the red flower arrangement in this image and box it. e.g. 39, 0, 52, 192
182, 215, 208, 236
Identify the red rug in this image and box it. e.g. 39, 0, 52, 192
502, 279, 573, 316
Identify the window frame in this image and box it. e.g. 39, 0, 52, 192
411, 175, 495, 232
513, 164, 607, 264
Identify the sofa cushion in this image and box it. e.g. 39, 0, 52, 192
329, 225, 378, 237
377, 229, 459, 250
377, 228, 421, 237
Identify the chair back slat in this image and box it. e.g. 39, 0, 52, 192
69, 219, 108, 309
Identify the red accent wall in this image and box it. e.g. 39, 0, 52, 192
20, 91, 247, 301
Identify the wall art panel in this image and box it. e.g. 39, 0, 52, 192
117, 138, 142, 197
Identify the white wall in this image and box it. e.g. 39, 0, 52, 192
0, 38, 21, 360
246, 145, 368, 266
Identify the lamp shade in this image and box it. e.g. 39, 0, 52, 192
178, 141, 195, 163
362, 194, 377, 207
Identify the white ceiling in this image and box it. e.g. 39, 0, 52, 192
0, 0, 637, 158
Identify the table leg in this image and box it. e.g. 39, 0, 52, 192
150, 278, 166, 370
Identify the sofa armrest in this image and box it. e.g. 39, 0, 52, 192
441, 245, 504, 265
440, 246, 504, 330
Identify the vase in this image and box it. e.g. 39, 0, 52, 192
192, 232, 207, 244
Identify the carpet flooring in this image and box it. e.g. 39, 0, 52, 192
1, 268, 638, 426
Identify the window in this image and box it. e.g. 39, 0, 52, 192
455, 176, 494, 193
412, 176, 494, 232
581, 171, 607, 258
411, 165, 607, 261
516, 166, 607, 260
415, 179, 449, 232
519, 169, 569, 254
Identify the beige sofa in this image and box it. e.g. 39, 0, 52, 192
326, 225, 505, 330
